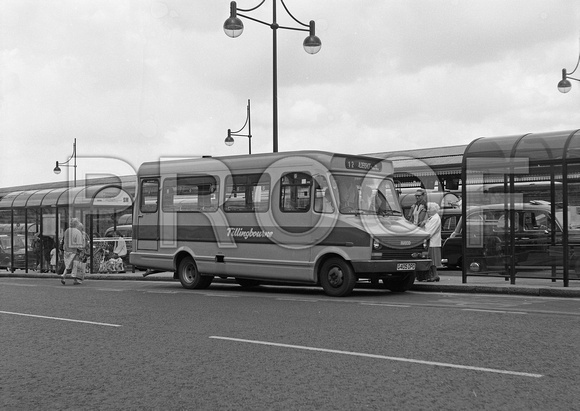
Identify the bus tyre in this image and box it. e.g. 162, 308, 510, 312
382, 272, 415, 292
319, 258, 357, 297
177, 256, 213, 289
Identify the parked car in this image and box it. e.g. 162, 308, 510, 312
440, 207, 461, 242
442, 201, 580, 273
104, 225, 132, 239
0, 234, 36, 271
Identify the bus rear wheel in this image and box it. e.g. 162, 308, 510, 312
178, 256, 213, 289
319, 257, 356, 297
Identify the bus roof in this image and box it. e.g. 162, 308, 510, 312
137, 150, 394, 176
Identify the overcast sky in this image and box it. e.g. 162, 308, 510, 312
1, 0, 580, 189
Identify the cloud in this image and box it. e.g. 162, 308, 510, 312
1, 0, 580, 188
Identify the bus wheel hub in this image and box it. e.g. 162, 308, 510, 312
328, 267, 343, 286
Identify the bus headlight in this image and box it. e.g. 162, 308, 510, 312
373, 239, 381, 250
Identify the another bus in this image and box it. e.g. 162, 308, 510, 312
130, 151, 431, 296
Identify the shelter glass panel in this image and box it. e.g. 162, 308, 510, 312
566, 163, 580, 277
466, 135, 523, 159
566, 130, 580, 160
0, 191, 24, 209
463, 131, 580, 284
42, 188, 68, 207
27, 189, 55, 207
513, 131, 570, 162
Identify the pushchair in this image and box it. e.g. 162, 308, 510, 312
89, 246, 109, 273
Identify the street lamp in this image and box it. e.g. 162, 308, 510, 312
53, 138, 77, 187
225, 99, 252, 154
223, 0, 321, 153
558, 41, 580, 93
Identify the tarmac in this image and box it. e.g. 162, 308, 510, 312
2, 268, 580, 298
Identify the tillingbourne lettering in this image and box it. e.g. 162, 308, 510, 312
227, 227, 274, 240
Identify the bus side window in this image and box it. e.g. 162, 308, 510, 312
280, 172, 312, 213
313, 176, 334, 213
140, 179, 159, 213
224, 174, 270, 212
162, 175, 218, 212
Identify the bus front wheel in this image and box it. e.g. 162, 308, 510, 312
178, 256, 213, 289
319, 258, 357, 297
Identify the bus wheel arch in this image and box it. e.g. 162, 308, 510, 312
176, 253, 213, 289
318, 255, 357, 297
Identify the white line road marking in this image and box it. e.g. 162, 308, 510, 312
361, 303, 411, 308
463, 309, 527, 315
201, 293, 239, 298
0, 310, 121, 327
209, 336, 543, 378
0, 283, 37, 287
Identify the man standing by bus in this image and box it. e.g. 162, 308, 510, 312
408, 188, 428, 227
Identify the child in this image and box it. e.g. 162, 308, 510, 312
50, 247, 56, 273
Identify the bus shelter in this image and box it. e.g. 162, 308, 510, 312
460, 129, 580, 286
0, 184, 133, 273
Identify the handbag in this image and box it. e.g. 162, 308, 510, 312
72, 260, 86, 280
57, 259, 66, 275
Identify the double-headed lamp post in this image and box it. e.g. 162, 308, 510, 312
53, 137, 77, 187
223, 0, 321, 153
225, 99, 252, 154
558, 40, 580, 93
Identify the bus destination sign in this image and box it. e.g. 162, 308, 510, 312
344, 157, 382, 172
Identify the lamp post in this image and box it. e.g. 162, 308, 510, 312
223, 0, 321, 153
558, 40, 580, 93
225, 99, 252, 154
53, 138, 77, 187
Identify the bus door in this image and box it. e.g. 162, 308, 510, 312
273, 172, 321, 262
136, 178, 160, 251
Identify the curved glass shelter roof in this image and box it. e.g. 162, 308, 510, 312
26, 188, 56, 207
0, 191, 25, 208
464, 129, 580, 164
0, 184, 133, 209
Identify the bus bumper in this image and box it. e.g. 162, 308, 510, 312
351, 259, 431, 274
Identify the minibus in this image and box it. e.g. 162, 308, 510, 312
130, 151, 431, 296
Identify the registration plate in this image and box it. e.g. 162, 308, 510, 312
397, 263, 415, 271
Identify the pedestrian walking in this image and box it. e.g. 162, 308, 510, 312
59, 218, 85, 285
423, 202, 442, 282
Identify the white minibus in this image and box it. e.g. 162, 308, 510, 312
130, 151, 431, 296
